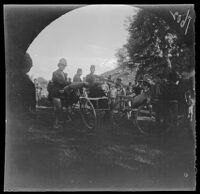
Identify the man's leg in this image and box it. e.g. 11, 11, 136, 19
61, 98, 72, 123
53, 98, 62, 128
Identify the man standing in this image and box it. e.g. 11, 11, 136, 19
86, 65, 98, 85
126, 82, 133, 95
51, 58, 69, 129
115, 78, 126, 110
73, 68, 82, 83
115, 77, 126, 96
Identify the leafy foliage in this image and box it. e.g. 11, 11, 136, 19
116, 9, 195, 82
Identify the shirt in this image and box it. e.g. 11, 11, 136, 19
73, 74, 82, 83
52, 69, 68, 88
86, 73, 98, 85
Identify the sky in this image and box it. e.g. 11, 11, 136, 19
27, 5, 138, 80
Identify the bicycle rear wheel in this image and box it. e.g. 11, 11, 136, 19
80, 97, 97, 130
135, 105, 173, 136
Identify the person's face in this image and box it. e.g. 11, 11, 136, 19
59, 64, 66, 71
90, 67, 95, 74
78, 70, 82, 76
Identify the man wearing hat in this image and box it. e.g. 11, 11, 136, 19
73, 68, 82, 83
52, 58, 68, 89
114, 77, 126, 96
86, 65, 99, 85
114, 77, 126, 109
51, 58, 69, 128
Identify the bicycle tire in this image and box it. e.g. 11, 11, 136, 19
79, 97, 97, 130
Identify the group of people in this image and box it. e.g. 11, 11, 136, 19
48, 58, 104, 128
47, 57, 154, 129
8, 52, 194, 131
45, 56, 195, 129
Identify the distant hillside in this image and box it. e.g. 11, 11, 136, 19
101, 66, 137, 85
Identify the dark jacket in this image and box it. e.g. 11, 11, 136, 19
86, 73, 98, 85
51, 69, 68, 98
73, 74, 82, 83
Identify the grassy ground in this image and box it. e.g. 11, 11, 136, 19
4, 107, 196, 191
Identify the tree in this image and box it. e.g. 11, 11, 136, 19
115, 46, 129, 71
120, 9, 194, 82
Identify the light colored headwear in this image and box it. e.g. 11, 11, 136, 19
58, 58, 67, 67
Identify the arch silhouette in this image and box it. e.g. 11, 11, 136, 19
4, 5, 86, 72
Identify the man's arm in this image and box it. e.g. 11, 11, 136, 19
52, 72, 57, 83
85, 74, 91, 83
